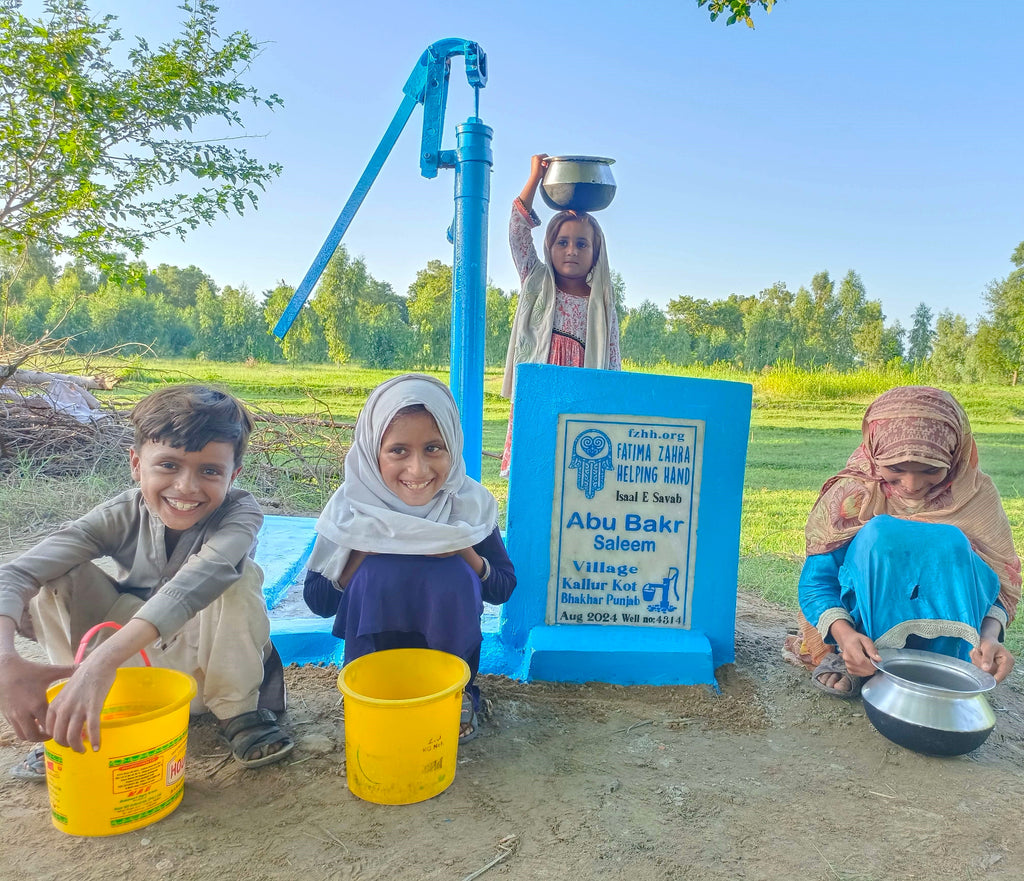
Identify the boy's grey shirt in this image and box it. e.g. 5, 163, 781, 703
0, 488, 263, 639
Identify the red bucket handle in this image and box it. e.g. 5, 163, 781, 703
74, 621, 151, 667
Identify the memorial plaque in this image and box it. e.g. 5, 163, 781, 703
548, 413, 704, 628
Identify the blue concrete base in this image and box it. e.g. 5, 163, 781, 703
271, 618, 345, 667
270, 611, 714, 687
271, 609, 525, 676
517, 624, 715, 687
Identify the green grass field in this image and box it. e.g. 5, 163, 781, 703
15, 357, 1024, 650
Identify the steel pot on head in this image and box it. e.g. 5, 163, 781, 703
861, 647, 996, 756
540, 156, 617, 213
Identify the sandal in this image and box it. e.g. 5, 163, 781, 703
220, 709, 295, 768
811, 653, 864, 699
782, 633, 820, 672
9, 745, 47, 783
459, 691, 480, 744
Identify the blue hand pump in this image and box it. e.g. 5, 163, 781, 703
273, 39, 492, 478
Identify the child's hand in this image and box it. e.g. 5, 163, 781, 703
971, 637, 1015, 682
426, 548, 486, 578
0, 654, 75, 742
456, 547, 487, 578
46, 657, 119, 753
44, 617, 157, 752
519, 154, 550, 211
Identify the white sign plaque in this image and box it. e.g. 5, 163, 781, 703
547, 413, 704, 628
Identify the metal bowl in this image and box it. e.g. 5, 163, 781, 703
861, 648, 996, 756
540, 156, 617, 213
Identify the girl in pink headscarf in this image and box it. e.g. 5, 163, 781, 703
795, 386, 1021, 697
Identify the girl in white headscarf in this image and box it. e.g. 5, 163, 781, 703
304, 374, 516, 741
500, 153, 622, 476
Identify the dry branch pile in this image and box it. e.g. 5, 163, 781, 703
1, 337, 351, 509
0, 355, 131, 476
242, 407, 353, 513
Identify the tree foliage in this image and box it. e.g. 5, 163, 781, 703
930, 311, 977, 384
907, 303, 934, 365
975, 244, 1024, 385
407, 261, 454, 367
621, 300, 668, 366
696, 0, 775, 28
9, 227, 1024, 385
0, 0, 282, 281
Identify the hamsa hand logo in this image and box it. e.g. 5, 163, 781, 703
569, 429, 614, 499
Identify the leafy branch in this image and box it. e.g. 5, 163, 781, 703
0, 0, 282, 282
696, 0, 776, 29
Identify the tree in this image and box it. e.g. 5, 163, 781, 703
666, 293, 748, 365
851, 300, 886, 367
355, 301, 413, 369
407, 261, 453, 367
742, 282, 793, 370
194, 280, 223, 357
806, 270, 841, 365
309, 245, 397, 362
879, 320, 905, 365
86, 281, 164, 351
835, 270, 867, 368
0, 0, 282, 282
621, 300, 668, 366
220, 284, 279, 361
145, 264, 217, 310
264, 283, 327, 363
975, 244, 1024, 385
696, 0, 775, 28
907, 302, 934, 365
5, 275, 54, 343
485, 284, 514, 367
930, 311, 977, 384
610, 270, 627, 322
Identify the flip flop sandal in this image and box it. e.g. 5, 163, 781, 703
459, 692, 481, 744
221, 708, 295, 768
811, 653, 864, 699
9, 745, 47, 783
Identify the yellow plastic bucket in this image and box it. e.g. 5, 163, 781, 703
337, 648, 470, 805
44, 666, 197, 836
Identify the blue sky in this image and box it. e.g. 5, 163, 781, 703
45, 1, 1024, 330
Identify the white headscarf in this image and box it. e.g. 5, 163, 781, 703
501, 211, 615, 398
307, 374, 498, 584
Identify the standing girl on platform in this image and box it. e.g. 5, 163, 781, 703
303, 374, 516, 742
500, 153, 622, 476
790, 386, 1021, 698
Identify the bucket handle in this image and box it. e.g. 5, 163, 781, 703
74, 621, 151, 667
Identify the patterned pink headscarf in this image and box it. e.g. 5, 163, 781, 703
805, 386, 1021, 622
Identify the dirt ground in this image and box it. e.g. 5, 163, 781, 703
3, 593, 1024, 881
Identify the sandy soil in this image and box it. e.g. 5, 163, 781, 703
3, 593, 1024, 881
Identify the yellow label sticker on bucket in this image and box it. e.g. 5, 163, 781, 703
111, 757, 161, 794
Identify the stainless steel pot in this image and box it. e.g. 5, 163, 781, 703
861, 648, 996, 756
540, 156, 617, 213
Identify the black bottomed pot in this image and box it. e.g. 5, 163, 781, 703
540, 156, 617, 213
861, 648, 996, 756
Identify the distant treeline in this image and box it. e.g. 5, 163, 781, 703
3, 241, 1022, 384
